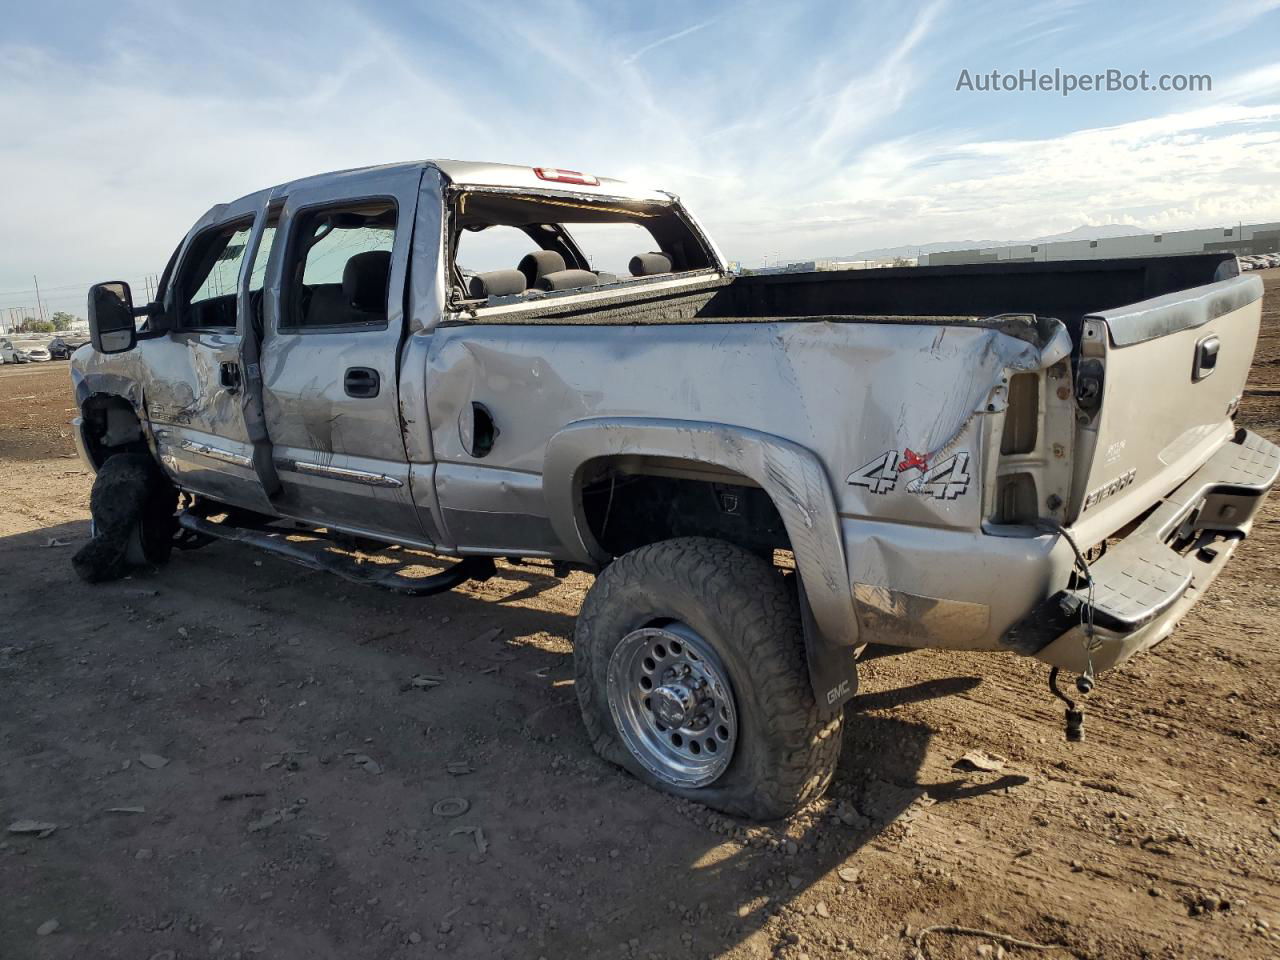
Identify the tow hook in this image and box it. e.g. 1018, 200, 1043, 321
1049, 667, 1092, 742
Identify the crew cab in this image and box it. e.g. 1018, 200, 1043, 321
72, 160, 1278, 818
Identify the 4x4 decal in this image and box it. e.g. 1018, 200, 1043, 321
846, 449, 972, 500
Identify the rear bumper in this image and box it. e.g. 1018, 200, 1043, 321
1023, 429, 1280, 673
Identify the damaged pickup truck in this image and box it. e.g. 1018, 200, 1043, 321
72, 160, 1278, 818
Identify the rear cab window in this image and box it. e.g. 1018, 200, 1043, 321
449, 190, 715, 305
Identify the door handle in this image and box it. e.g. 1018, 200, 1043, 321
344, 367, 380, 398
1193, 335, 1219, 382
219, 361, 242, 393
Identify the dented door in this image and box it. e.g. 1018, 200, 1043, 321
148, 196, 275, 514
258, 167, 429, 541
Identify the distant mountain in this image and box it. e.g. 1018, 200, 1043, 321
1029, 224, 1152, 243
838, 224, 1151, 261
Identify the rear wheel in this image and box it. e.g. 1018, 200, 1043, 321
574, 537, 844, 820
73, 454, 177, 583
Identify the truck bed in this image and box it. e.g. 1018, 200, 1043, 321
451, 253, 1241, 336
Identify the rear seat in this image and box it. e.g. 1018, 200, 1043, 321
537, 269, 599, 291
629, 252, 673, 276
518, 250, 566, 288
462, 248, 673, 302
468, 269, 527, 299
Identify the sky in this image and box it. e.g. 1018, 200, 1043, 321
1, 0, 1279, 318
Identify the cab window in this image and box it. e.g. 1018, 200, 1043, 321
176, 220, 253, 330
284, 202, 397, 330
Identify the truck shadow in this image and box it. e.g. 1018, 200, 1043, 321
0, 521, 1015, 960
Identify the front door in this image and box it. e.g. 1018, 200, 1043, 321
147, 197, 274, 514
258, 167, 428, 541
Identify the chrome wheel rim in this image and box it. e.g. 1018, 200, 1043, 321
606, 623, 738, 788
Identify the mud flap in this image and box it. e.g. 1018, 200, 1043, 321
798, 579, 858, 710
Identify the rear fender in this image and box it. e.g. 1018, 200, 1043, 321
544, 417, 859, 708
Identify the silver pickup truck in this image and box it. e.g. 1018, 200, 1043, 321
72, 160, 1279, 819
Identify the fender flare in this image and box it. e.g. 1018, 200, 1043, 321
544, 417, 859, 707
72, 367, 145, 415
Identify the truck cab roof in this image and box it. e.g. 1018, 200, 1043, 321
218, 160, 673, 214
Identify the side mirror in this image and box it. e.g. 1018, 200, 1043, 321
88, 281, 138, 354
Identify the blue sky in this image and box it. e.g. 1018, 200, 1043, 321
1, 0, 1278, 315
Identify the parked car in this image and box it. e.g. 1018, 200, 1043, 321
0, 336, 21, 364
15, 340, 52, 362
69, 160, 1279, 819
48, 335, 90, 359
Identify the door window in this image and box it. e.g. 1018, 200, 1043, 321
177, 221, 254, 329
248, 225, 277, 292
285, 202, 397, 329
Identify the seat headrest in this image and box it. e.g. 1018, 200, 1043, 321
517, 250, 567, 288
629, 252, 673, 276
342, 251, 392, 311
536, 269, 600, 292
468, 269, 527, 299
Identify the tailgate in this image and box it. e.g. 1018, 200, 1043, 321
1067, 273, 1264, 542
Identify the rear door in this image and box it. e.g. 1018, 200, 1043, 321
259, 167, 428, 541
145, 199, 275, 513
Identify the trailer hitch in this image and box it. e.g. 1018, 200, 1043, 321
1044, 522, 1098, 743
1049, 667, 1090, 742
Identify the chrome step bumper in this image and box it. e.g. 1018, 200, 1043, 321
1019, 429, 1280, 673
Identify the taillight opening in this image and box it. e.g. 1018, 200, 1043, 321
1000, 373, 1040, 455
533, 167, 600, 186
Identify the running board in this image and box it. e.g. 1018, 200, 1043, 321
177, 512, 495, 596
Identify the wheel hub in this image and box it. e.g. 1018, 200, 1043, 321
650, 682, 697, 728
605, 623, 738, 788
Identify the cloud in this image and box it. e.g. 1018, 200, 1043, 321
622, 18, 718, 65
0, 0, 1277, 303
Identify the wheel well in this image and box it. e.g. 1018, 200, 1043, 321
80, 394, 148, 468
579, 456, 791, 560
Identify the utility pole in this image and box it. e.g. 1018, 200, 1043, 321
32, 275, 46, 324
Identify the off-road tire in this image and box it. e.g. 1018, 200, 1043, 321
73, 453, 177, 583
574, 537, 844, 820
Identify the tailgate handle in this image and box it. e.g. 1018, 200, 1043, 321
1193, 335, 1219, 382
344, 367, 380, 398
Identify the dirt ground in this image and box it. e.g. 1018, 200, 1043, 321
2, 274, 1278, 960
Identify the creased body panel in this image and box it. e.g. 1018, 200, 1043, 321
424, 319, 1049, 535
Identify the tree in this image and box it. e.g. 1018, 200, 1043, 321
50, 311, 78, 331
20, 318, 55, 333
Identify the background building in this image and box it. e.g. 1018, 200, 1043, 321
920, 220, 1280, 266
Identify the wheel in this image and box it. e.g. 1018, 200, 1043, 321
574, 537, 844, 820
72, 453, 177, 583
